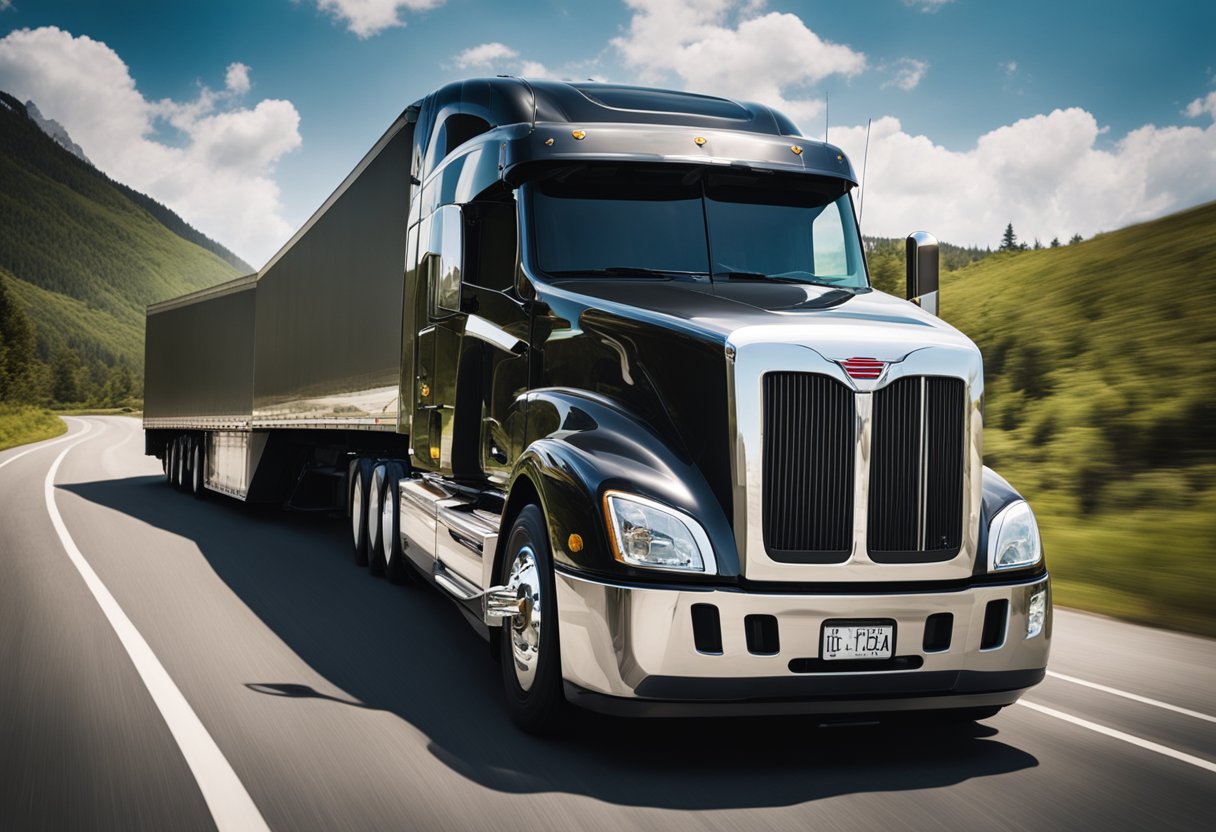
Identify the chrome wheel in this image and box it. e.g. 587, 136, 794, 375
379, 486, 394, 568
366, 465, 383, 559
192, 442, 203, 495
506, 545, 543, 692
351, 475, 364, 546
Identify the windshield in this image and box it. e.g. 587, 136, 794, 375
528, 165, 867, 288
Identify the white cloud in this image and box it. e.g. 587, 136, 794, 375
450, 41, 549, 78
612, 0, 865, 128
518, 60, 550, 78
225, 61, 251, 95
832, 107, 1216, 247
1002, 60, 1018, 76
0, 27, 301, 266
882, 58, 928, 91
1184, 90, 1216, 119
453, 42, 518, 68
902, 0, 955, 11
0, 1, 12, 12
316, 0, 444, 39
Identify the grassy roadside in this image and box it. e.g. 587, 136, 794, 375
942, 202, 1216, 639
0, 404, 66, 452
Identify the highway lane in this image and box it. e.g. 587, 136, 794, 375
1, 415, 1212, 831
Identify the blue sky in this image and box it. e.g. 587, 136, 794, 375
1, 0, 1213, 264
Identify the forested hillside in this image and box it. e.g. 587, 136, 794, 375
0, 90, 245, 406
941, 202, 1216, 635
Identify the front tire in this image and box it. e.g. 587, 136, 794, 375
498, 504, 565, 734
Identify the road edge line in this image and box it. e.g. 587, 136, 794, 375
1047, 670, 1216, 724
0, 416, 84, 471
1018, 700, 1216, 774
44, 418, 272, 832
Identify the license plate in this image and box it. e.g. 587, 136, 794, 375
821, 621, 895, 660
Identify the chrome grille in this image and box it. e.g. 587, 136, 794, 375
761, 372, 854, 563
868, 376, 964, 561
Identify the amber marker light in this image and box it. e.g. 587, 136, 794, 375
571, 130, 586, 140
790, 145, 803, 155
544, 137, 554, 146
694, 136, 707, 146
568, 533, 584, 553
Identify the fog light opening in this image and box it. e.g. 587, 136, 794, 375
1027, 586, 1047, 639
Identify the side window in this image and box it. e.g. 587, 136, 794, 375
466, 199, 518, 292
811, 201, 848, 277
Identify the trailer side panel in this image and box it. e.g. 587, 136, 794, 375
144, 277, 256, 428
252, 122, 414, 431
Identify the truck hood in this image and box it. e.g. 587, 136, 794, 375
546, 278, 976, 356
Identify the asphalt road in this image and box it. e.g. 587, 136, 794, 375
1, 416, 1213, 831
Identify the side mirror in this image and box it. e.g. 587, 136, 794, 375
906, 231, 939, 316
430, 203, 463, 315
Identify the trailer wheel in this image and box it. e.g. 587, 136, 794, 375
174, 437, 188, 491
375, 461, 414, 584
350, 458, 375, 567
498, 504, 566, 734
190, 438, 206, 498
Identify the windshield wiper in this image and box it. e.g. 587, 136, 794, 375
547, 266, 707, 279
714, 271, 806, 284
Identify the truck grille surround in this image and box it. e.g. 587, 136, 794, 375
761, 372, 965, 564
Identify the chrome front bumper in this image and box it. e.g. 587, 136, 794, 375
555, 569, 1051, 717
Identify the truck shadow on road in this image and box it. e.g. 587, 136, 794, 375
65, 475, 1040, 811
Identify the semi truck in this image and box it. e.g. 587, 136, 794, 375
144, 77, 1051, 732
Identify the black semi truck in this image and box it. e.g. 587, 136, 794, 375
144, 78, 1050, 732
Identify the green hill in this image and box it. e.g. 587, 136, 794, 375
942, 201, 1216, 635
0, 89, 245, 403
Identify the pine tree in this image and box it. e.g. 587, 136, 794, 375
1000, 223, 1018, 251
0, 277, 38, 402
1050, 237, 1061, 248
1069, 233, 1084, 245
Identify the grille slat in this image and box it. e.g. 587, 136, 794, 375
868, 376, 964, 562
762, 373, 854, 562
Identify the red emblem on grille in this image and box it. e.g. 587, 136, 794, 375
841, 357, 886, 379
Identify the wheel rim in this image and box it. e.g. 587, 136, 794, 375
506, 545, 542, 692
351, 476, 364, 547
379, 484, 394, 566
367, 470, 382, 553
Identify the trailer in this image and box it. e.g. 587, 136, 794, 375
145, 78, 1050, 732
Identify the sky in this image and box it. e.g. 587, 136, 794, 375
0, 0, 1213, 267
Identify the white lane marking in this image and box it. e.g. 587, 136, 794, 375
1048, 670, 1216, 724
0, 417, 80, 471
1019, 700, 1216, 774
44, 419, 271, 832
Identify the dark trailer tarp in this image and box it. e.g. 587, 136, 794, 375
144, 273, 256, 429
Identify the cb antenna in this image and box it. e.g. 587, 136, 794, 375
859, 117, 872, 222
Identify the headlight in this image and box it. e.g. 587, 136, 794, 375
988, 500, 1042, 571
603, 491, 716, 574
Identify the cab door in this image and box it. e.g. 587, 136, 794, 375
410, 204, 464, 474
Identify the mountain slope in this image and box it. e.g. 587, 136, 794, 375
942, 201, 1216, 635
0, 89, 246, 396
